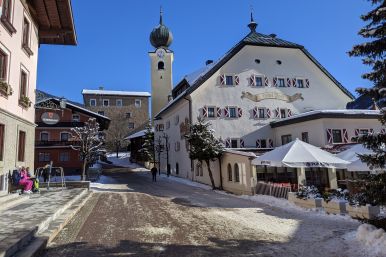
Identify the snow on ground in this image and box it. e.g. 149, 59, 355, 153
104, 152, 132, 168
356, 224, 386, 256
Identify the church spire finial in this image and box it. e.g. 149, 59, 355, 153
159, 6, 163, 25
248, 5, 257, 32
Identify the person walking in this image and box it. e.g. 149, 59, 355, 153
151, 166, 158, 182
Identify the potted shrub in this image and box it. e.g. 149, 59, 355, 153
322, 189, 348, 215
19, 95, 32, 108
288, 185, 323, 209
347, 192, 380, 219
0, 81, 13, 96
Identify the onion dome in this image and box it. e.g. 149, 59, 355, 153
150, 8, 173, 49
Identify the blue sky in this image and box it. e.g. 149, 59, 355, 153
37, 0, 373, 103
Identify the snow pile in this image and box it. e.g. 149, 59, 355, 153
159, 174, 212, 190
356, 224, 386, 256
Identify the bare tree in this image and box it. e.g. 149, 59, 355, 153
105, 109, 129, 157
71, 118, 104, 181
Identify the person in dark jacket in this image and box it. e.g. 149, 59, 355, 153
151, 167, 157, 182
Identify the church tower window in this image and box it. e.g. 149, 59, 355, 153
158, 61, 165, 70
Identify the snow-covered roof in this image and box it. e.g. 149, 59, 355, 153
271, 109, 381, 128
125, 128, 153, 140
225, 149, 256, 158
82, 89, 151, 97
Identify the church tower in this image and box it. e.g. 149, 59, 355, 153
149, 8, 174, 120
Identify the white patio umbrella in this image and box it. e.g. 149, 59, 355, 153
336, 144, 380, 172
252, 138, 350, 168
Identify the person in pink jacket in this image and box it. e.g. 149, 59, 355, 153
19, 167, 33, 194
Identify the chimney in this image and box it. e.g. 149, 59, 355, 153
205, 60, 213, 66
99, 86, 104, 90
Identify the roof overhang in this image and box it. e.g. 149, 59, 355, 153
270, 110, 381, 128
28, 0, 77, 45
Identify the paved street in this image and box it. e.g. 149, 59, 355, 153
43, 169, 367, 257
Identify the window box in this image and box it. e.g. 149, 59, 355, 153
0, 81, 12, 97
19, 95, 32, 108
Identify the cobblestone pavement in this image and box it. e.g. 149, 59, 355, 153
0, 188, 86, 253
43, 170, 367, 257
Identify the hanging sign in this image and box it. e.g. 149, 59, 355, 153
41, 112, 60, 125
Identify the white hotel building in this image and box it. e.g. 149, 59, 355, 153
148, 14, 383, 194
0, 0, 76, 193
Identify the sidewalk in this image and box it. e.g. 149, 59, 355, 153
0, 188, 91, 257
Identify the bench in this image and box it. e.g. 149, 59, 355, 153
8, 171, 24, 193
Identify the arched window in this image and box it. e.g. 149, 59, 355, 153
227, 164, 232, 181
234, 163, 240, 183
158, 61, 164, 70
176, 163, 179, 175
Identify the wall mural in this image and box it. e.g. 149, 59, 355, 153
241, 91, 304, 103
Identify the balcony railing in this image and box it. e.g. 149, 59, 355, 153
35, 140, 81, 147
36, 122, 85, 128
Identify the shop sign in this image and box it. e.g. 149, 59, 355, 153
41, 112, 60, 125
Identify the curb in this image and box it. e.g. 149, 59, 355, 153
0, 189, 90, 257
14, 191, 93, 257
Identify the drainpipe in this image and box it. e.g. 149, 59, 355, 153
218, 156, 223, 190
184, 95, 193, 181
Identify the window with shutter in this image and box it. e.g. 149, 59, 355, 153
264, 77, 269, 87
275, 108, 280, 118
231, 139, 238, 148
273, 77, 278, 87
216, 107, 222, 118
237, 107, 243, 118
343, 129, 349, 143
305, 79, 310, 88
268, 139, 274, 148
225, 75, 233, 86
326, 129, 333, 144
225, 138, 231, 148
249, 75, 256, 86
223, 107, 229, 117
292, 78, 297, 88
252, 107, 258, 119
220, 74, 225, 85
278, 78, 286, 87
255, 76, 263, 87
234, 75, 240, 85
229, 107, 237, 118
0, 49, 8, 81
202, 107, 208, 117
266, 109, 271, 118
286, 78, 292, 87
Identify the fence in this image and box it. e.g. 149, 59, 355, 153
255, 181, 292, 199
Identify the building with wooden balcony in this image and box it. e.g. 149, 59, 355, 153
34, 90, 110, 174
0, 0, 77, 193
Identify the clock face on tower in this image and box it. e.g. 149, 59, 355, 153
156, 48, 165, 59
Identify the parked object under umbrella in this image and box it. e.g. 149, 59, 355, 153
252, 138, 350, 168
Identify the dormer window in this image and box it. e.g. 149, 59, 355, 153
103, 99, 109, 107
158, 61, 164, 70
90, 99, 96, 106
